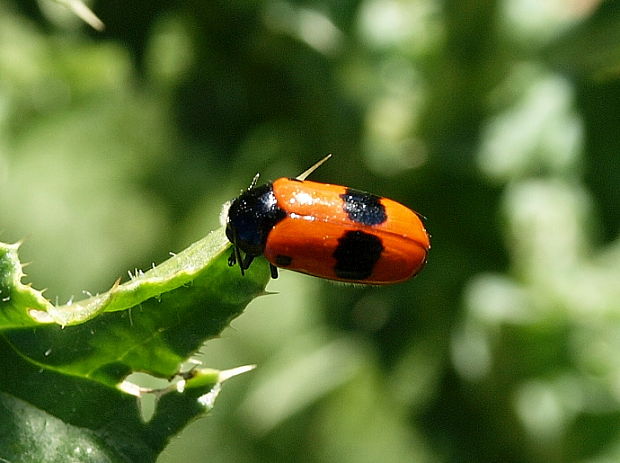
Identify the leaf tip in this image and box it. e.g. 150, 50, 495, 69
219, 364, 256, 382
62, 0, 106, 31
258, 290, 279, 297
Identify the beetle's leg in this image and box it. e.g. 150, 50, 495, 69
229, 247, 245, 276
237, 248, 246, 276
240, 255, 253, 275
228, 230, 246, 276
269, 263, 279, 279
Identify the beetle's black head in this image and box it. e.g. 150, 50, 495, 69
226, 183, 286, 257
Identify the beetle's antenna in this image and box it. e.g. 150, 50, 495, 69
296, 154, 332, 181
248, 173, 260, 190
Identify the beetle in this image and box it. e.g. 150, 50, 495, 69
224, 155, 430, 284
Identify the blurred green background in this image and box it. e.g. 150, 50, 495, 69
2, 0, 620, 461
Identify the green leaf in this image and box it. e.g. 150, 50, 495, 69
0, 335, 251, 462
0, 228, 270, 461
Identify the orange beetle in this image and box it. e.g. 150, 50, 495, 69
225, 155, 430, 284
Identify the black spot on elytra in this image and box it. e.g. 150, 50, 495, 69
340, 188, 387, 225
275, 254, 293, 267
333, 230, 383, 280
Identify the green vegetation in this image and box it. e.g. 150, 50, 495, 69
1, 0, 620, 462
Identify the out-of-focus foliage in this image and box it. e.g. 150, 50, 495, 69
2, 0, 620, 461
